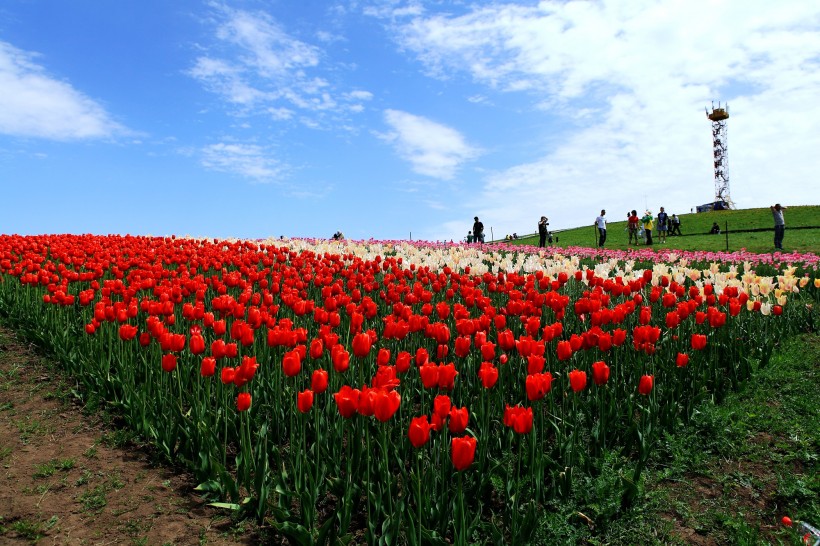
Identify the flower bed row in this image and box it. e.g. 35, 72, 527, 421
0, 234, 817, 544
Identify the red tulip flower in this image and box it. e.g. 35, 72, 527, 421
408, 415, 431, 448
297, 389, 314, 413
118, 324, 138, 341
437, 363, 458, 390
311, 369, 329, 393
557, 340, 573, 361
638, 375, 654, 395
373, 389, 401, 422
334, 385, 361, 418
282, 349, 301, 377
477, 362, 498, 389
525, 372, 552, 401
568, 369, 587, 392
221, 366, 236, 384
448, 406, 469, 434
451, 436, 477, 471
676, 353, 689, 367
433, 394, 452, 420
591, 361, 610, 386
236, 392, 252, 412
352, 332, 372, 358
331, 345, 350, 372
504, 405, 533, 434
161, 353, 177, 373
309, 338, 324, 359
691, 333, 707, 351
200, 356, 216, 377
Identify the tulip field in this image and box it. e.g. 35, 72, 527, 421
0, 234, 817, 544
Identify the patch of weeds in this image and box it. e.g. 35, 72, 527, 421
75, 469, 93, 486
123, 517, 152, 537
57, 458, 75, 471
0, 446, 12, 461
33, 460, 57, 478
132, 537, 149, 546
78, 484, 108, 512
101, 428, 138, 449
10, 518, 45, 541
83, 445, 98, 459
15, 417, 52, 443
0, 401, 13, 411
108, 471, 126, 490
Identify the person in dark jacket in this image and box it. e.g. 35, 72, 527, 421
538, 216, 549, 247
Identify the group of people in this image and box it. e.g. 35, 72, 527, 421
595, 207, 682, 248
466, 203, 788, 250
466, 217, 486, 244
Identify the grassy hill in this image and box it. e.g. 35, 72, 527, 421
501, 206, 820, 254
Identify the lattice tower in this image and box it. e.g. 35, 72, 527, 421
706, 102, 734, 208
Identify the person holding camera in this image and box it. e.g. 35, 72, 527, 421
538, 216, 550, 247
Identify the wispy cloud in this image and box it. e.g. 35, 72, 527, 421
189, 3, 372, 124
200, 142, 286, 182
381, 109, 479, 180
0, 41, 125, 140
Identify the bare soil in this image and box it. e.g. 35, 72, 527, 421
0, 326, 261, 545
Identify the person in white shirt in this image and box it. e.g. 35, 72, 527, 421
594, 210, 607, 248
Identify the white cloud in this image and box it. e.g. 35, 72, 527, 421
381, 109, 480, 180
189, 4, 371, 123
200, 142, 285, 182
0, 41, 124, 140
375, 1, 820, 238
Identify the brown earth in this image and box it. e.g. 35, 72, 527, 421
0, 326, 262, 545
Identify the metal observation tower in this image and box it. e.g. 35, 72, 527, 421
706, 102, 733, 208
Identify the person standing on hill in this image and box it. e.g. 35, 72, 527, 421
538, 216, 550, 248
641, 211, 654, 245
473, 217, 485, 243
770, 203, 787, 250
627, 210, 640, 245
670, 214, 681, 235
594, 210, 607, 248
656, 207, 669, 244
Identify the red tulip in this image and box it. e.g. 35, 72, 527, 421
221, 366, 236, 384
504, 405, 533, 434
334, 385, 360, 418
591, 361, 610, 386
373, 389, 401, 422
331, 345, 350, 372
161, 353, 177, 373
568, 369, 587, 392
282, 349, 302, 377
377, 347, 391, 366
189, 333, 206, 355
237, 392, 252, 412
395, 351, 411, 373
525, 372, 552, 401
773, 305, 783, 316
526, 354, 546, 375
200, 356, 216, 377
419, 364, 439, 389
638, 374, 654, 395
297, 389, 314, 413
451, 436, 477, 471
477, 362, 498, 389
480, 341, 496, 361
691, 333, 707, 351
557, 340, 573, 361
433, 394, 452, 420
448, 406, 469, 434
311, 369, 329, 393
454, 336, 471, 358
676, 353, 689, 367
437, 363, 458, 390
309, 338, 324, 359
408, 415, 431, 448
352, 332, 372, 358
118, 324, 138, 341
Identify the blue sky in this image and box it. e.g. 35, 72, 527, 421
1, 1, 818, 242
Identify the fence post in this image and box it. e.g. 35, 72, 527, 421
490, 227, 494, 242
725, 221, 729, 252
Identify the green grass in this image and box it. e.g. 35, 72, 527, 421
544, 332, 820, 545
503, 205, 820, 254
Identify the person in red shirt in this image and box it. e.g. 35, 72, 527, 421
627, 210, 640, 245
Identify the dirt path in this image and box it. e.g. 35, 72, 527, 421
0, 326, 261, 545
